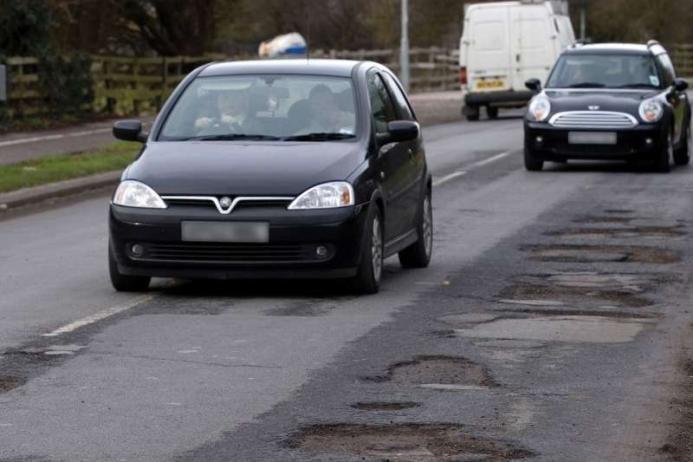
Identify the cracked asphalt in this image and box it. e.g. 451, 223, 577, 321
1, 113, 693, 461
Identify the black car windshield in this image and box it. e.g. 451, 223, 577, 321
159, 74, 357, 141
546, 53, 663, 89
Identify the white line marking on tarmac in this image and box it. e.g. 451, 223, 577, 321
42, 295, 154, 337
432, 150, 513, 188
432, 170, 467, 187
0, 128, 112, 148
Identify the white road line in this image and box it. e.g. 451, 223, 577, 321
42, 295, 154, 337
432, 150, 514, 188
432, 170, 467, 187
0, 128, 112, 148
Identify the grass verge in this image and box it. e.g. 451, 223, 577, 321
0, 142, 138, 194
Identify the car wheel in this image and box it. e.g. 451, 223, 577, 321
350, 204, 383, 294
487, 106, 499, 119
654, 130, 673, 173
674, 124, 691, 166
464, 105, 480, 122
399, 189, 433, 268
524, 147, 544, 171
109, 245, 150, 292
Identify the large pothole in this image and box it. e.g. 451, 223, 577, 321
523, 244, 680, 264
499, 283, 652, 308
287, 424, 535, 461
0, 375, 25, 393
352, 402, 420, 411
363, 355, 497, 389
546, 225, 685, 240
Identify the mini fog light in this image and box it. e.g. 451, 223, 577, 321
316, 246, 328, 258
131, 244, 145, 257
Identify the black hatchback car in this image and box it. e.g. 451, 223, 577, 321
524, 41, 691, 172
109, 60, 432, 294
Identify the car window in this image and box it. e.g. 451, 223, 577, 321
656, 53, 676, 86
381, 73, 415, 121
546, 53, 663, 89
367, 72, 398, 135
159, 74, 357, 141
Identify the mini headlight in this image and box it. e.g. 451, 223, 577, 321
113, 180, 167, 209
528, 96, 551, 122
288, 182, 354, 210
639, 99, 663, 123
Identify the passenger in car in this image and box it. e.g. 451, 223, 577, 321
303, 84, 355, 134
194, 91, 250, 132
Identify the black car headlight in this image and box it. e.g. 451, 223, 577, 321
528, 96, 551, 122
638, 98, 664, 123
113, 180, 167, 209
288, 182, 354, 210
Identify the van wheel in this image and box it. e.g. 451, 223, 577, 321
487, 107, 499, 119
524, 147, 544, 171
674, 124, 690, 166
463, 105, 480, 121
109, 245, 150, 292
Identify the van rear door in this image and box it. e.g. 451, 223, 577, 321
466, 5, 512, 94
509, 4, 554, 91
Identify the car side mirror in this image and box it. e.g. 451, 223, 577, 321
380, 120, 420, 145
113, 120, 147, 143
674, 78, 689, 92
525, 78, 542, 93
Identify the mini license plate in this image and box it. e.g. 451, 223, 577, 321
568, 132, 617, 145
181, 221, 269, 243
475, 79, 505, 90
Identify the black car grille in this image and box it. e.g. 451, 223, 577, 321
130, 242, 331, 264
162, 198, 292, 211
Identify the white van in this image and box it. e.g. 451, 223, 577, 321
459, 0, 575, 120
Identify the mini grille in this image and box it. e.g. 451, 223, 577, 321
549, 111, 638, 129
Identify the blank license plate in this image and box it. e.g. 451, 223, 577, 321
181, 221, 269, 243
568, 132, 617, 145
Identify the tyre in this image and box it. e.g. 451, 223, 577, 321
399, 189, 433, 268
487, 106, 499, 119
524, 147, 544, 171
109, 245, 150, 292
653, 130, 673, 173
350, 204, 383, 294
674, 123, 691, 166
464, 105, 480, 122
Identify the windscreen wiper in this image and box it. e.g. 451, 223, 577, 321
186, 134, 282, 141
282, 132, 356, 141
567, 82, 606, 88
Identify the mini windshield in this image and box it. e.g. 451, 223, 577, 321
546, 53, 663, 89
159, 74, 357, 141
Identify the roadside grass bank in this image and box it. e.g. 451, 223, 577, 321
0, 142, 138, 194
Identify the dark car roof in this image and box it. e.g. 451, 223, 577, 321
564, 43, 653, 56
199, 59, 365, 78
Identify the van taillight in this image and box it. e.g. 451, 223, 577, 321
460, 67, 468, 86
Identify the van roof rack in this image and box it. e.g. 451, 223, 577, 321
647, 40, 661, 48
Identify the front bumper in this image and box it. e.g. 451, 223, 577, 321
109, 202, 371, 280
524, 122, 667, 161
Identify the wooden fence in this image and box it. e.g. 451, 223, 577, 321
670, 44, 693, 78
3, 47, 459, 118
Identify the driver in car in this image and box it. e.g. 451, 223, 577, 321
303, 84, 355, 134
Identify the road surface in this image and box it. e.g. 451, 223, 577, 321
0, 113, 692, 462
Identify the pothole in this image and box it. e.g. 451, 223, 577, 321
546, 226, 685, 240
604, 209, 634, 215
453, 315, 654, 344
363, 355, 497, 388
573, 215, 633, 225
266, 300, 339, 317
287, 424, 535, 461
523, 244, 680, 264
499, 308, 656, 319
499, 283, 653, 308
352, 402, 420, 411
0, 375, 25, 393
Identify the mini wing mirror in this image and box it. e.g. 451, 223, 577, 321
674, 78, 689, 92
525, 78, 542, 93
113, 120, 147, 143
